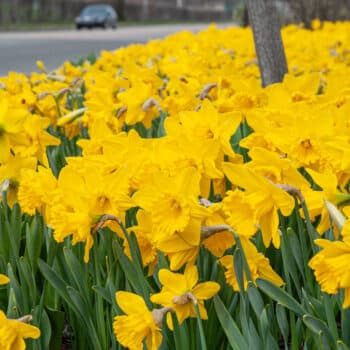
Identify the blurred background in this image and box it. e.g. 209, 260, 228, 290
0, 0, 349, 29
0, 0, 349, 75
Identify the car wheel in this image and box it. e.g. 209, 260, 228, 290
76, 24, 82, 30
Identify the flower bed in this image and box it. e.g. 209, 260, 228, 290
1, 21, 350, 349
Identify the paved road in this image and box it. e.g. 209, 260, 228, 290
0, 24, 230, 76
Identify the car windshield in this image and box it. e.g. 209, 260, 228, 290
81, 6, 108, 16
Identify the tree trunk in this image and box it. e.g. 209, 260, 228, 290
141, 0, 149, 21
245, 0, 288, 87
116, 0, 125, 21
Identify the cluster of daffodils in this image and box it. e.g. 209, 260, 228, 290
0, 69, 77, 207
1, 20, 350, 349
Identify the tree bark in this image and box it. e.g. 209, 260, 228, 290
141, 0, 149, 21
245, 0, 288, 87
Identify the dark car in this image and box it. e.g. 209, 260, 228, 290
75, 4, 118, 29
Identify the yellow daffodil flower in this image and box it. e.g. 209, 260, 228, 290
223, 163, 295, 248
114, 291, 163, 350
309, 239, 350, 307
220, 238, 283, 291
133, 167, 208, 238
0, 311, 40, 350
151, 265, 220, 327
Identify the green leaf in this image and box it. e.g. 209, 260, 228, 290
38, 258, 84, 324
281, 233, 302, 296
7, 263, 23, 315
265, 333, 280, 350
32, 306, 52, 350
341, 306, 350, 347
322, 293, 339, 341
6, 287, 19, 319
295, 317, 304, 349
38, 259, 71, 304
0, 208, 10, 261
157, 251, 169, 270
63, 248, 91, 304
114, 240, 150, 302
256, 278, 306, 316
10, 203, 22, 254
276, 303, 289, 345
25, 217, 44, 271
259, 308, 269, 343
248, 319, 263, 350
303, 314, 336, 349
300, 201, 319, 254
286, 228, 305, 279
239, 294, 250, 339
213, 295, 248, 350
92, 285, 113, 305
337, 340, 350, 350
66, 286, 103, 350
234, 249, 245, 293
301, 288, 325, 318
233, 233, 253, 282
47, 308, 64, 350
171, 312, 190, 350
247, 282, 264, 317
17, 257, 36, 311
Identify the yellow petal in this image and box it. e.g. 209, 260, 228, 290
343, 288, 350, 308
157, 235, 192, 252
184, 265, 198, 290
150, 291, 173, 307
116, 291, 148, 315
174, 304, 191, 324
177, 166, 201, 197
222, 163, 261, 192
179, 219, 201, 246
197, 301, 208, 319
0, 274, 10, 285
14, 320, 41, 339
271, 187, 295, 217
146, 329, 163, 350
192, 282, 220, 300
259, 208, 279, 248
158, 269, 187, 294
168, 249, 198, 271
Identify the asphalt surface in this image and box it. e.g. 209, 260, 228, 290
0, 23, 230, 76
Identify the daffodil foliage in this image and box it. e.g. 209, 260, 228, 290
1, 20, 350, 350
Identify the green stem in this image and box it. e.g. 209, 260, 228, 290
118, 221, 143, 270
289, 312, 299, 350
93, 242, 107, 350
300, 201, 318, 255
2, 191, 19, 264
194, 302, 208, 350
295, 209, 315, 294
280, 235, 292, 294
54, 96, 63, 118
230, 229, 253, 282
